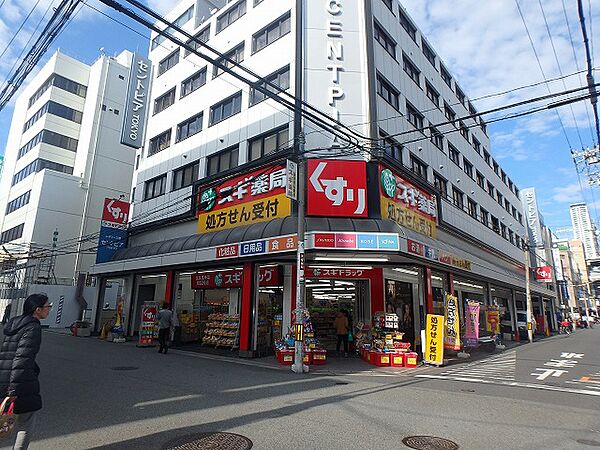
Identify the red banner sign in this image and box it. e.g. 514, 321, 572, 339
191, 267, 281, 289
102, 198, 130, 227
307, 159, 368, 217
535, 266, 552, 282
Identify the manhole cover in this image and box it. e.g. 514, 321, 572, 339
402, 436, 459, 450
163, 432, 252, 450
577, 439, 600, 447
110, 366, 139, 371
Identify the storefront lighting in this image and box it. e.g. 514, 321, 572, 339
432, 276, 443, 281
314, 257, 389, 263
333, 287, 355, 291
392, 268, 419, 276
454, 280, 484, 289
140, 274, 167, 279
308, 265, 373, 270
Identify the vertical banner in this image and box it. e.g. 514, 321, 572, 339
138, 302, 158, 347
444, 293, 461, 350
465, 302, 480, 347
486, 305, 500, 334
425, 314, 444, 365
96, 198, 130, 264
121, 52, 152, 148
286, 159, 297, 200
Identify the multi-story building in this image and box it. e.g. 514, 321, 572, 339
91, 0, 555, 355
570, 202, 599, 260
569, 239, 595, 315
0, 50, 137, 322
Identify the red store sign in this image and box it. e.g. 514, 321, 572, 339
307, 159, 368, 217
191, 267, 281, 289
102, 198, 130, 226
535, 266, 552, 282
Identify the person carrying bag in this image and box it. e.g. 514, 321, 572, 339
0, 293, 51, 449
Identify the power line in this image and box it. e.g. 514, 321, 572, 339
514, 0, 573, 149
0, 0, 44, 61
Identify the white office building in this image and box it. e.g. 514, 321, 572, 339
91, 0, 557, 354
0, 50, 137, 323
569, 202, 599, 260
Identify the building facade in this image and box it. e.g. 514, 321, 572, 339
91, 0, 556, 356
570, 202, 599, 260
0, 51, 137, 320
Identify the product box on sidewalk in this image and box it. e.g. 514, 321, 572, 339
276, 349, 294, 365
372, 351, 391, 367
312, 349, 327, 365
303, 351, 312, 365
390, 352, 404, 367
404, 352, 418, 368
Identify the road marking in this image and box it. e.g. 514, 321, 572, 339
221, 378, 323, 393
415, 374, 600, 397
439, 350, 517, 381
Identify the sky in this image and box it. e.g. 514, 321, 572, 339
0, 0, 599, 233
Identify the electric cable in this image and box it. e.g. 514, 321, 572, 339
0, 0, 44, 61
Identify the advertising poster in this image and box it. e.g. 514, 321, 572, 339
444, 293, 461, 350
138, 302, 158, 347
425, 314, 444, 365
486, 306, 500, 334
465, 302, 480, 347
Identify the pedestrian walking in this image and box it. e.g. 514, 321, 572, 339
333, 310, 349, 357
156, 303, 173, 354
0, 293, 51, 450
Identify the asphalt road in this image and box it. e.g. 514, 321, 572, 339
1, 327, 599, 450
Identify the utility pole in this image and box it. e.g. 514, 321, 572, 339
292, 132, 308, 374
524, 244, 534, 343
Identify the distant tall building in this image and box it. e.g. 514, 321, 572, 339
569, 203, 599, 259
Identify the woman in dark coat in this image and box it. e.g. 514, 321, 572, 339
0, 293, 51, 450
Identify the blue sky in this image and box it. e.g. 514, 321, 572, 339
0, 0, 599, 233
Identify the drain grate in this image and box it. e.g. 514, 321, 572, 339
577, 439, 600, 447
402, 436, 459, 450
110, 366, 139, 371
163, 432, 253, 450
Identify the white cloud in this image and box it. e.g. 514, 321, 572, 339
145, 0, 182, 15
552, 183, 583, 203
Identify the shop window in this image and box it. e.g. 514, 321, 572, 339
430, 271, 446, 316
130, 274, 168, 336
384, 277, 416, 346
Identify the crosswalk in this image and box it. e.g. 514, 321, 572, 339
436, 350, 518, 381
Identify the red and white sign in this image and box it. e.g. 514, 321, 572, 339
216, 244, 239, 259
191, 267, 281, 289
307, 159, 368, 217
305, 267, 375, 279
102, 198, 130, 229
535, 266, 552, 282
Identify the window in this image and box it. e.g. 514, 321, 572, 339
176, 112, 203, 142
249, 65, 290, 105
181, 68, 207, 98
248, 127, 289, 161
28, 74, 87, 108
467, 198, 477, 218
440, 65, 452, 87
185, 26, 210, 56
491, 215, 500, 234
497, 191, 503, 205
434, 172, 447, 197
487, 181, 494, 197
515, 187, 520, 198
216, 0, 246, 33
518, 212, 523, 224
508, 179, 514, 191
158, 50, 179, 76
399, 8, 417, 42
0, 224, 24, 244
410, 154, 428, 180
500, 223, 507, 239
406, 102, 424, 130
456, 86, 465, 105
444, 102, 456, 123
426, 82, 439, 107
472, 137, 481, 155
430, 126, 443, 150
448, 144, 460, 166
144, 174, 167, 200
452, 186, 464, 210
463, 158, 473, 179
153, 88, 175, 114
480, 208, 489, 227
376, 74, 399, 110
148, 129, 172, 156
504, 199, 510, 212
476, 171, 485, 189
252, 12, 291, 53
254, 0, 265, 5
18, 129, 78, 159
209, 91, 242, 125
6, 191, 31, 215
23, 100, 83, 132
459, 121, 469, 141
151, 6, 194, 50
382, 0, 393, 11
213, 43, 244, 77
12, 158, 73, 186
422, 39, 436, 66
501, 170, 507, 184
172, 160, 200, 190
492, 160, 499, 175
131, 187, 136, 202
207, 146, 239, 176
403, 54, 420, 86
508, 229, 514, 245
480, 119, 488, 135
511, 205, 517, 219
483, 149, 491, 165
380, 130, 403, 162
468, 102, 477, 116
374, 22, 396, 59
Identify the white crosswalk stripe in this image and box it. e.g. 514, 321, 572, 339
438, 350, 517, 381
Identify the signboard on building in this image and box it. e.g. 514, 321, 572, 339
444, 293, 461, 350
96, 198, 130, 264
121, 53, 152, 148
191, 266, 281, 289
309, 232, 399, 251
521, 188, 543, 248
534, 266, 552, 282
305, 267, 376, 279
307, 159, 368, 217
197, 164, 291, 233
425, 314, 444, 365
379, 166, 437, 239
286, 159, 297, 200
215, 235, 297, 260
406, 239, 472, 271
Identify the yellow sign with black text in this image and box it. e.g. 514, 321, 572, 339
381, 197, 437, 239
425, 314, 444, 365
